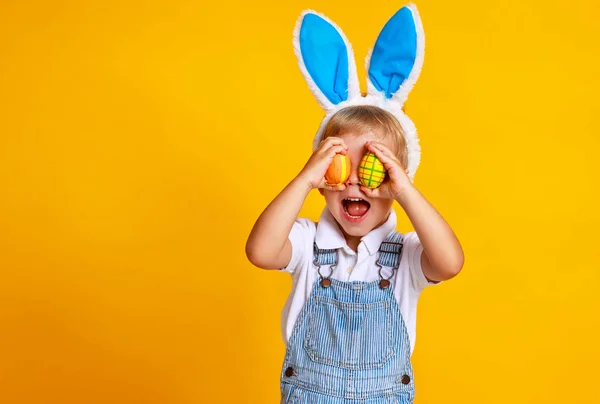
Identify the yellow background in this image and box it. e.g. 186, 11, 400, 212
1, 0, 598, 402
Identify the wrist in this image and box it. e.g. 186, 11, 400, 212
293, 174, 315, 194
394, 183, 418, 206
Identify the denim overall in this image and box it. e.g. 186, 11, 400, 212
280, 232, 415, 404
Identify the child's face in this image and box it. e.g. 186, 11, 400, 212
319, 131, 396, 242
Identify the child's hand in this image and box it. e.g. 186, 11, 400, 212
298, 137, 349, 191
360, 141, 414, 200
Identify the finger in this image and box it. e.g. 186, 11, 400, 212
318, 143, 346, 156
330, 141, 349, 154
367, 142, 400, 165
366, 141, 389, 157
325, 144, 348, 157
360, 185, 373, 197
367, 141, 398, 159
323, 183, 346, 191
366, 140, 390, 151
320, 137, 348, 151
368, 146, 406, 177
360, 185, 379, 198
365, 144, 398, 171
361, 183, 391, 199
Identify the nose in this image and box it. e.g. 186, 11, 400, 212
345, 166, 360, 186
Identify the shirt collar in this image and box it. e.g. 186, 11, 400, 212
314, 207, 397, 255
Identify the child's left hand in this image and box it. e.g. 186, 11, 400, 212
360, 141, 414, 201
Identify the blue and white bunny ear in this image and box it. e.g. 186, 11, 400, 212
366, 3, 425, 107
293, 10, 360, 112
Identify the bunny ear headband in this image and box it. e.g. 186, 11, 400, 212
293, 3, 425, 182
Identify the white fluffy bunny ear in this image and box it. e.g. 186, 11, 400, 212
293, 10, 361, 112
366, 3, 425, 107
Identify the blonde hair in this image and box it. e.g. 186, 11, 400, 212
321, 105, 408, 168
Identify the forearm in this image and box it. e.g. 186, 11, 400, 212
245, 175, 312, 265
396, 185, 464, 276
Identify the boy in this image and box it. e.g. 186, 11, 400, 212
246, 4, 464, 402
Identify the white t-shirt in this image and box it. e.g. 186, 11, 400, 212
279, 206, 442, 356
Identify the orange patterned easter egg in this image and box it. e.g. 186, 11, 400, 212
325, 153, 351, 186
358, 151, 387, 188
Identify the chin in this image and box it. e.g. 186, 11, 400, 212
340, 223, 369, 237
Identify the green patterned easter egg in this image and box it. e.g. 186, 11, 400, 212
358, 151, 387, 188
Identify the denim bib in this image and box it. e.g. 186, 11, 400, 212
280, 232, 415, 403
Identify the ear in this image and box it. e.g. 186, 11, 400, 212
365, 3, 425, 107
293, 10, 360, 111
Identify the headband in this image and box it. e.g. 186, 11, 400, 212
293, 3, 425, 182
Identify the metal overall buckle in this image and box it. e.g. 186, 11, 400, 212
376, 239, 403, 289
313, 249, 338, 288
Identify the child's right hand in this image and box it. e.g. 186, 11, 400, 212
298, 137, 349, 191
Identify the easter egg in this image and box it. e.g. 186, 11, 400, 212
325, 153, 351, 186
358, 151, 387, 188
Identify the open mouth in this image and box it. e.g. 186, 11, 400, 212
342, 198, 371, 222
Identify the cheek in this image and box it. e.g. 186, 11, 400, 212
370, 199, 394, 213
322, 190, 339, 205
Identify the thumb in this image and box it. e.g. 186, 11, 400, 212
360, 185, 379, 198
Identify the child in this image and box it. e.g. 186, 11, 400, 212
246, 4, 464, 403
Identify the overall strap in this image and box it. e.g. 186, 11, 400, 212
313, 242, 338, 266
375, 231, 404, 289
376, 231, 404, 269
313, 242, 338, 288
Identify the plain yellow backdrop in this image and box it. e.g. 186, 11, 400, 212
1, 0, 599, 402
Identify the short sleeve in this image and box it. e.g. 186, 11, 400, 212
403, 231, 443, 291
280, 218, 316, 274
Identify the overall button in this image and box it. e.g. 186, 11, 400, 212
401, 374, 411, 384
285, 367, 295, 377
347, 267, 353, 273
